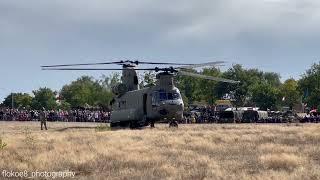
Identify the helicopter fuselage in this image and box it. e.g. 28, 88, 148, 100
110, 85, 184, 127
110, 73, 184, 128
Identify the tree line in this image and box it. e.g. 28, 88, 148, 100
1, 74, 121, 110
1, 62, 320, 111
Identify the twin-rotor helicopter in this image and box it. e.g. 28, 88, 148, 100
42, 60, 239, 128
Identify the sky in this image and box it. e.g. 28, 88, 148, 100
1, 0, 320, 101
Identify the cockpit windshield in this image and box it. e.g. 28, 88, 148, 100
167, 92, 180, 100
152, 90, 181, 105
159, 92, 167, 100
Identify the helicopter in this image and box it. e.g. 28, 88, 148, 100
42, 60, 240, 128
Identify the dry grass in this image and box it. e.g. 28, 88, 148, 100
0, 122, 320, 180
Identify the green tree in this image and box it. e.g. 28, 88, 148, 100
214, 64, 252, 107
61, 76, 113, 108
139, 71, 156, 88
280, 79, 300, 109
100, 73, 121, 90
3, 93, 33, 109
94, 86, 114, 109
263, 72, 282, 87
58, 101, 71, 110
298, 62, 320, 109
196, 67, 222, 104
214, 64, 281, 107
250, 82, 281, 110
175, 69, 200, 104
32, 88, 57, 110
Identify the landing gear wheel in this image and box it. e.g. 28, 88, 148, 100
150, 121, 155, 128
110, 122, 118, 128
169, 121, 178, 128
130, 121, 137, 129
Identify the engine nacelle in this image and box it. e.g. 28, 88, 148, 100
112, 83, 128, 95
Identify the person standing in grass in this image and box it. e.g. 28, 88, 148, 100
40, 107, 48, 130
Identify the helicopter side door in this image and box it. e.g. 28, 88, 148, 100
143, 93, 147, 115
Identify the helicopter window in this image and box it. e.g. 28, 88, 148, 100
117, 100, 126, 109
121, 101, 126, 107
134, 76, 138, 85
152, 92, 159, 105
152, 91, 181, 104
173, 92, 181, 99
167, 92, 181, 100
159, 92, 167, 100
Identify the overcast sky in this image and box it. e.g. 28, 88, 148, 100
1, 0, 320, 100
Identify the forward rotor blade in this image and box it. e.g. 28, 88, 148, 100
178, 61, 226, 69
42, 60, 227, 68
136, 61, 195, 66
42, 60, 196, 68
178, 70, 240, 84
42, 68, 156, 71
41, 61, 125, 68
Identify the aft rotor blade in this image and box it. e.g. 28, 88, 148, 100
42, 68, 156, 71
178, 61, 226, 69
178, 70, 240, 84
41, 61, 126, 68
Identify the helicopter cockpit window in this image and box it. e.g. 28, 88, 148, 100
167, 92, 181, 100
152, 90, 181, 104
159, 92, 167, 101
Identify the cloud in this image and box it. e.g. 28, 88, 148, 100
1, 0, 320, 58
164, 0, 320, 41
0, 0, 320, 100
1, 0, 320, 43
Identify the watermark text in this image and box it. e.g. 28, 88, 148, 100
2, 170, 75, 179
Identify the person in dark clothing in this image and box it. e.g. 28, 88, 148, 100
39, 108, 48, 130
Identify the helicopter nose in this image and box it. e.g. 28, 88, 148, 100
159, 108, 169, 115
158, 101, 184, 116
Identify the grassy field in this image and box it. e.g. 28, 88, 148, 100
0, 122, 320, 180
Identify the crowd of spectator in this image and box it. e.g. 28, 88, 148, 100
300, 112, 320, 123
0, 108, 111, 122
183, 106, 217, 124
1, 106, 319, 124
